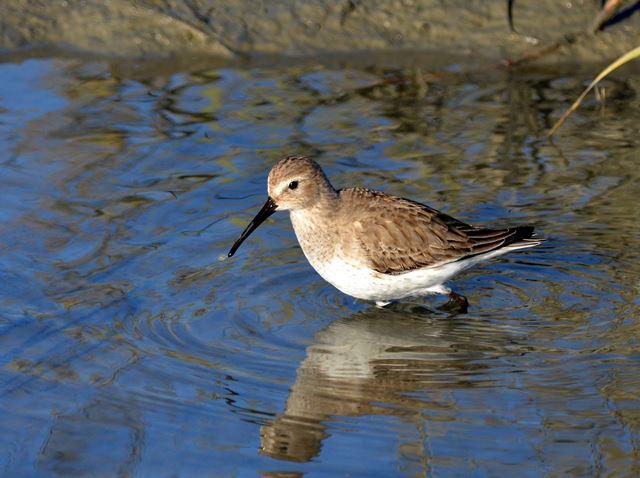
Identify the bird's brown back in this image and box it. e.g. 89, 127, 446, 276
338, 187, 536, 274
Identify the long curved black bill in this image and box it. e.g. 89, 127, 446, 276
228, 197, 278, 257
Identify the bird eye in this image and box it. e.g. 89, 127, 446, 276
288, 181, 299, 190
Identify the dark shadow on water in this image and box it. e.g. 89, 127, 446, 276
260, 305, 523, 463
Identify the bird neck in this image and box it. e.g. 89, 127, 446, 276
316, 182, 339, 211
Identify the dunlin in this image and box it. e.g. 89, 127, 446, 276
228, 156, 543, 310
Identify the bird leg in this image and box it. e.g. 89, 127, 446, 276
443, 291, 469, 313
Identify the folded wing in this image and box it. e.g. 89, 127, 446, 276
341, 187, 539, 275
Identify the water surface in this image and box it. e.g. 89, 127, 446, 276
0, 56, 639, 477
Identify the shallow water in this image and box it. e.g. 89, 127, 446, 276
0, 56, 639, 477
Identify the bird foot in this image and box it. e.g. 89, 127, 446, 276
440, 291, 469, 314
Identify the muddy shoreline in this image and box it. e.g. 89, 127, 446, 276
1, 0, 639, 67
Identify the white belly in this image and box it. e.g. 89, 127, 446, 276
304, 247, 516, 302
308, 256, 461, 301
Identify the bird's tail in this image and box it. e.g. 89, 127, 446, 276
461, 225, 544, 260
502, 225, 545, 250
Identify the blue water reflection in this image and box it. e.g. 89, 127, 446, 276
0, 57, 638, 477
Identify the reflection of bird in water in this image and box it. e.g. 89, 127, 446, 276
260, 305, 520, 463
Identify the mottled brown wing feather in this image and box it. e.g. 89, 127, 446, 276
340, 188, 534, 274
